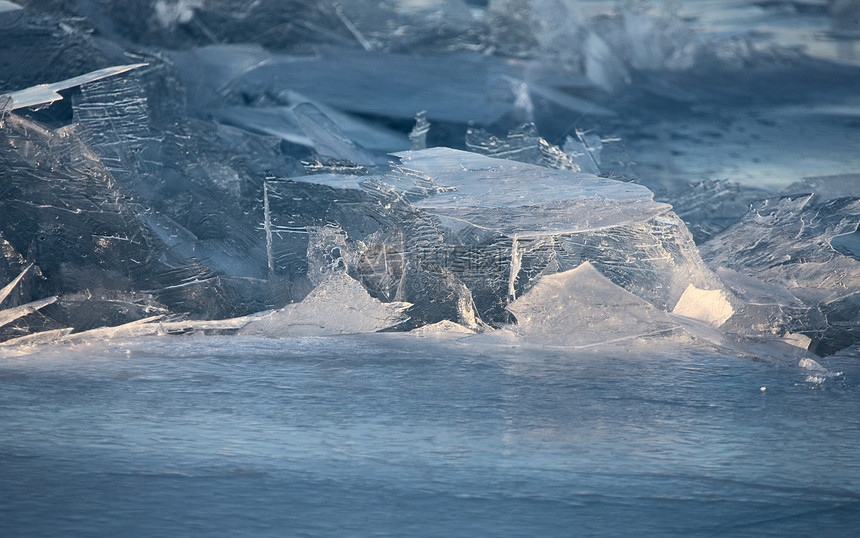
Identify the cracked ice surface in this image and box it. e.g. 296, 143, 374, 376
0, 1, 857, 361
397, 148, 670, 237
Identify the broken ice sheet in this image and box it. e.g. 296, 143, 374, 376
507, 262, 680, 348
395, 147, 670, 238
702, 194, 860, 354
702, 195, 860, 301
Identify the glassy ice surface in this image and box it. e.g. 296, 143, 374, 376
2, 0, 860, 535
2, 336, 860, 537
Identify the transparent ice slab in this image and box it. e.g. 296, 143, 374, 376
507, 261, 680, 348
395, 147, 670, 238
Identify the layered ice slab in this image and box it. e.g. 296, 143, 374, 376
396, 147, 667, 238
390, 148, 726, 323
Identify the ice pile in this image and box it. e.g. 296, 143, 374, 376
0, 0, 858, 361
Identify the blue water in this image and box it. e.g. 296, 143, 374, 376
1, 335, 858, 536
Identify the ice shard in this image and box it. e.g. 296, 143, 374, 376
0, 263, 32, 306
240, 272, 410, 337
671, 284, 734, 327
507, 262, 680, 348
0, 328, 72, 348
0, 295, 56, 329
465, 122, 580, 171
0, 64, 147, 112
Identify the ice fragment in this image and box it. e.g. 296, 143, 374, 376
671, 284, 734, 327
507, 262, 679, 347
0, 64, 147, 112
240, 272, 410, 337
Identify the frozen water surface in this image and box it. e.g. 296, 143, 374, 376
1, 335, 859, 536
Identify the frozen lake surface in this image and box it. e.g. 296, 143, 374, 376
2, 335, 859, 536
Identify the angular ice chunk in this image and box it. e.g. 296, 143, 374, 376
381, 148, 727, 324
671, 284, 734, 327
0, 64, 147, 112
395, 148, 670, 238
783, 333, 812, 350
715, 266, 816, 337
702, 194, 860, 354
507, 262, 679, 347
0, 296, 58, 329
663, 179, 768, 244
240, 272, 410, 337
702, 195, 860, 300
